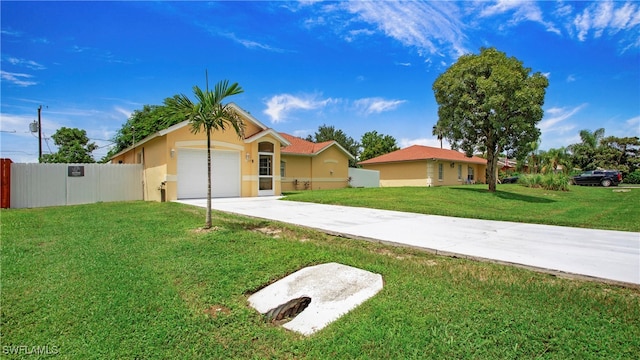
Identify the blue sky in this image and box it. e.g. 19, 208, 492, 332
1, 1, 639, 163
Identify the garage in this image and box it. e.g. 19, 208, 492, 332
177, 149, 240, 199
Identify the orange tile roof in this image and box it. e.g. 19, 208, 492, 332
280, 133, 335, 155
358, 145, 487, 165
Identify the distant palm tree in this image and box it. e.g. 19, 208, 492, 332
166, 77, 245, 229
432, 123, 445, 149
579, 128, 605, 149
541, 147, 571, 174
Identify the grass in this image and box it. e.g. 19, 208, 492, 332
2, 201, 639, 359
283, 185, 640, 232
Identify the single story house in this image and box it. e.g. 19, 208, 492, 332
110, 103, 354, 201
111, 103, 291, 202
280, 133, 355, 191
358, 145, 487, 187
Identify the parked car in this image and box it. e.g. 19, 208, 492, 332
500, 176, 519, 184
571, 170, 622, 187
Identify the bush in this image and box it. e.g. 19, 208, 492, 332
624, 170, 640, 184
519, 173, 570, 191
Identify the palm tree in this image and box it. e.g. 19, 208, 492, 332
432, 123, 445, 149
541, 147, 571, 174
579, 128, 605, 149
165, 77, 245, 229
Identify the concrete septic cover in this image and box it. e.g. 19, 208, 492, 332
248, 262, 384, 336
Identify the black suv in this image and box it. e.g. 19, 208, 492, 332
571, 170, 622, 187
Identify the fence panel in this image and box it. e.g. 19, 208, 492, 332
348, 168, 380, 188
10, 163, 142, 208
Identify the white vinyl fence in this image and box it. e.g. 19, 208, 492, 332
10, 163, 143, 209
348, 168, 380, 188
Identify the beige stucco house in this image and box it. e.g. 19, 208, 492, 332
280, 133, 355, 192
111, 103, 291, 202
359, 145, 487, 187
110, 104, 354, 201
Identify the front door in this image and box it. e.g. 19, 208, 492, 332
259, 153, 274, 196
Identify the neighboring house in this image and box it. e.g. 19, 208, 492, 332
110, 103, 290, 202
358, 145, 487, 187
279, 133, 355, 192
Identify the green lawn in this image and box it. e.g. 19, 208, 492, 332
2, 202, 639, 359
283, 185, 640, 232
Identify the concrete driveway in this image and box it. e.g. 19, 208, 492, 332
178, 197, 640, 286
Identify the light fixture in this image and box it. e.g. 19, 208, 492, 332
245, 153, 250, 161
170, 148, 175, 158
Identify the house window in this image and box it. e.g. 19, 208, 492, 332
280, 161, 286, 178
258, 142, 274, 153
259, 155, 272, 176
468, 166, 475, 182
457, 164, 462, 180
438, 163, 443, 181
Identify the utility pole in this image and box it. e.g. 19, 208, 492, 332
37, 105, 42, 162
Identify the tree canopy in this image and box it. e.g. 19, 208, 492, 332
106, 97, 187, 159
359, 131, 399, 162
432, 47, 548, 192
41, 127, 98, 163
306, 125, 360, 167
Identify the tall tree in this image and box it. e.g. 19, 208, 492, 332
432, 47, 548, 192
165, 78, 245, 229
306, 124, 360, 167
41, 127, 98, 163
106, 97, 186, 159
360, 131, 399, 162
569, 128, 606, 171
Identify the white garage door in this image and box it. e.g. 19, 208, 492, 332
177, 149, 240, 199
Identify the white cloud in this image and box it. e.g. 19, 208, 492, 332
1, 70, 37, 87
263, 93, 335, 123
353, 97, 406, 116
5, 57, 46, 70
566, 74, 576, 82
570, 0, 640, 48
221, 32, 287, 52
626, 116, 640, 127
478, 0, 560, 34
114, 106, 132, 119
539, 104, 586, 133
317, 0, 468, 59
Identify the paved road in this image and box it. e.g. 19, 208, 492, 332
178, 197, 640, 286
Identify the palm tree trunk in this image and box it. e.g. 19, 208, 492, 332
205, 130, 212, 229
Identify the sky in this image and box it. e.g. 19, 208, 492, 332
1, 0, 639, 163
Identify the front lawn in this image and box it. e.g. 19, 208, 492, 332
283, 185, 640, 232
2, 202, 639, 359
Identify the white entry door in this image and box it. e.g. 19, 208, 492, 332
258, 153, 274, 196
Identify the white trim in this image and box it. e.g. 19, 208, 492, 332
244, 128, 291, 146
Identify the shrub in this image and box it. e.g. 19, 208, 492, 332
624, 170, 640, 184
519, 173, 569, 191
542, 173, 570, 191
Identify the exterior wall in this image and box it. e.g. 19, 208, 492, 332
362, 160, 487, 187
310, 146, 350, 190
281, 145, 351, 191
140, 136, 168, 201
281, 155, 312, 191
363, 161, 427, 187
